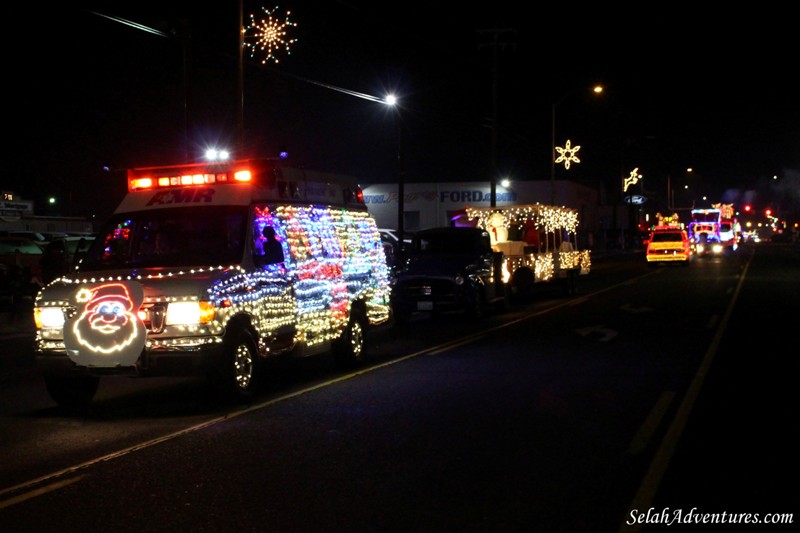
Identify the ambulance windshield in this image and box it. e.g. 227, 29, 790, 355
79, 206, 247, 270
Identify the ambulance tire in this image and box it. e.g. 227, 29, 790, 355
213, 329, 260, 404
332, 308, 368, 368
43, 374, 99, 409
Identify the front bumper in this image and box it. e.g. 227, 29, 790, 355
391, 278, 473, 315
35, 340, 226, 378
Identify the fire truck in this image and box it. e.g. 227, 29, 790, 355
688, 203, 740, 255
32, 158, 391, 407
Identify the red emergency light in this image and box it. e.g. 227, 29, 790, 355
127, 160, 274, 192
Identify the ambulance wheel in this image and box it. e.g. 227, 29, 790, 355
333, 309, 367, 368
44, 374, 99, 408
213, 329, 260, 404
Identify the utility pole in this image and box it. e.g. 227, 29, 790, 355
477, 28, 515, 208
178, 18, 192, 162
237, 0, 245, 156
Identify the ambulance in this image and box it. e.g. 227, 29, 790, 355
33, 158, 392, 407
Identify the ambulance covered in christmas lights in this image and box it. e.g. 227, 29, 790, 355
33, 158, 392, 407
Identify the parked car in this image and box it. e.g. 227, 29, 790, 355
390, 227, 507, 322
7, 231, 48, 244
0, 236, 45, 255
379, 228, 414, 246
39, 235, 95, 283
379, 228, 414, 270
0, 237, 45, 300
58, 235, 94, 264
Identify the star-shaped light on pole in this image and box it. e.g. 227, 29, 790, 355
554, 140, 581, 170
242, 5, 298, 65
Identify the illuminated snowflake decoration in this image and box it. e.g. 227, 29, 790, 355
554, 139, 581, 169
623, 167, 641, 192
243, 5, 298, 64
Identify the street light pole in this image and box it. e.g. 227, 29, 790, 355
550, 101, 557, 205
396, 112, 404, 245
385, 94, 404, 245
667, 174, 671, 211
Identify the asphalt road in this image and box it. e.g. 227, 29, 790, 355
0, 244, 797, 532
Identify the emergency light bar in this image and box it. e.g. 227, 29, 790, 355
127, 161, 268, 192
124, 159, 366, 207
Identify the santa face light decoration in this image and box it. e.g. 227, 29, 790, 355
64, 281, 147, 367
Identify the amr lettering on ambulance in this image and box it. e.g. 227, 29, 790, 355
33, 158, 391, 407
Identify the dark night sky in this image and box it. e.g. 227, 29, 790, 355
5, 3, 799, 220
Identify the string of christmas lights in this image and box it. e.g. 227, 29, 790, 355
466, 204, 590, 283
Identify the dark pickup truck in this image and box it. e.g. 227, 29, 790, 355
389, 227, 507, 322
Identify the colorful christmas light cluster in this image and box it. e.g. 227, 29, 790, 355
237, 203, 390, 348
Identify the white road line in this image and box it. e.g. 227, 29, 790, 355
618, 250, 752, 533
628, 391, 676, 455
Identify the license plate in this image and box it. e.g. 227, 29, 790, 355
417, 301, 433, 311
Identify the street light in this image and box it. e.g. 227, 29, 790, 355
668, 168, 693, 210
550, 85, 603, 204
385, 94, 404, 246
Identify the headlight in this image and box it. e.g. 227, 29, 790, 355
34, 307, 66, 329
165, 301, 215, 325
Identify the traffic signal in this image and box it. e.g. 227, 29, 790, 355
766, 209, 772, 216
744, 205, 751, 212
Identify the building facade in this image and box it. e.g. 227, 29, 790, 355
362, 180, 603, 249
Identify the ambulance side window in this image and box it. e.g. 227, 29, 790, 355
252, 205, 288, 268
